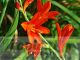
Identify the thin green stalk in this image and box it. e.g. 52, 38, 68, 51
62, 56, 65, 60
39, 34, 62, 60
22, 11, 29, 21
45, 37, 80, 43
19, 0, 23, 7
19, 0, 29, 21
0, 0, 9, 27
51, 0, 80, 24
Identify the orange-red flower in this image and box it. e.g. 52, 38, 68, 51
23, 43, 43, 59
21, 12, 50, 44
21, 12, 50, 59
56, 23, 74, 57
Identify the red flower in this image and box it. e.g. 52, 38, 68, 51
23, 0, 33, 12
56, 23, 74, 57
23, 43, 43, 59
21, 12, 50, 44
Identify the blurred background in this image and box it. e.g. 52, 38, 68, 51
0, 0, 80, 60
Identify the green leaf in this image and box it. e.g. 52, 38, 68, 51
71, 47, 79, 60
0, 9, 19, 53
0, 0, 9, 27
14, 49, 27, 60
51, 1, 80, 24
36, 54, 42, 60
64, 16, 79, 29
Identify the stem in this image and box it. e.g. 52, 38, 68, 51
62, 55, 65, 60
45, 37, 80, 44
19, 0, 29, 21
39, 34, 62, 60
19, 0, 23, 7
22, 11, 29, 21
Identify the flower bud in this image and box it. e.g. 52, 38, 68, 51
15, 2, 21, 10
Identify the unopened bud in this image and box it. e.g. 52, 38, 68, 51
15, 2, 21, 10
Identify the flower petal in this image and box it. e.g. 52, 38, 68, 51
61, 24, 74, 42
42, 1, 51, 14
56, 23, 62, 56
30, 12, 41, 25
23, 44, 33, 55
48, 11, 60, 20
28, 31, 42, 44
56, 23, 61, 41
37, 0, 43, 11
33, 43, 42, 59
21, 22, 28, 31
23, 43, 42, 59
34, 15, 48, 25
28, 32, 34, 43
23, 0, 33, 12
30, 12, 48, 26
62, 25, 74, 49
35, 26, 50, 34
33, 32, 42, 44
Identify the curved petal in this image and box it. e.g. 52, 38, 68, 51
35, 26, 50, 34
23, 0, 33, 12
48, 11, 60, 20
61, 24, 74, 41
56, 23, 62, 56
33, 43, 42, 59
33, 33, 42, 44
30, 12, 41, 25
56, 23, 61, 41
62, 25, 74, 49
42, 1, 51, 14
28, 32, 35, 43
28, 31, 42, 44
21, 22, 28, 31
23, 44, 33, 54
34, 15, 48, 25
37, 0, 43, 11
23, 43, 42, 59
30, 12, 48, 26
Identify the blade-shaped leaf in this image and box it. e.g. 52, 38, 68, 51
0, 0, 9, 27
0, 9, 19, 53
51, 1, 80, 24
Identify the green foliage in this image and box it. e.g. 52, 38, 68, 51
0, 0, 9, 27
14, 49, 27, 60
0, 9, 19, 53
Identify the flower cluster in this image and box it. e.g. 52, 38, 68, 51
15, 0, 74, 59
